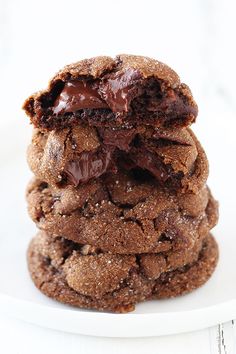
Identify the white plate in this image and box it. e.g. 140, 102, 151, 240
0, 125, 235, 337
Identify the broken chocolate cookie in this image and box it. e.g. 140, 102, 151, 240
23, 54, 197, 130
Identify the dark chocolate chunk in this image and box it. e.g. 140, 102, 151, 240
64, 146, 115, 186
98, 127, 137, 151
128, 148, 170, 182
53, 80, 108, 114
98, 68, 142, 112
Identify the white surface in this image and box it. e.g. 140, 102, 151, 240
0, 315, 235, 354
1, 0, 236, 351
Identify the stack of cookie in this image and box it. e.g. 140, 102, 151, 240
23, 55, 219, 313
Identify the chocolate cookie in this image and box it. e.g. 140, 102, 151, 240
23, 54, 197, 130
26, 171, 218, 254
27, 232, 218, 313
27, 124, 208, 193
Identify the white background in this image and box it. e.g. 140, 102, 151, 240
0, 0, 236, 352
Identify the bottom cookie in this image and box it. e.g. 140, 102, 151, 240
27, 232, 218, 313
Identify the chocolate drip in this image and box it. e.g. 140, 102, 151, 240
53, 69, 142, 115
64, 146, 115, 186
123, 148, 170, 183
63, 127, 183, 187
99, 69, 142, 112
98, 127, 137, 152
53, 81, 108, 114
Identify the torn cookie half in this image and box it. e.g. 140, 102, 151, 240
23, 54, 197, 130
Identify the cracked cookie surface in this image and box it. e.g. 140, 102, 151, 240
26, 170, 218, 254
27, 232, 218, 313
27, 124, 208, 193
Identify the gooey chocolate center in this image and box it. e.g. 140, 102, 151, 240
53, 69, 142, 115
62, 127, 180, 187
53, 81, 108, 114
64, 146, 116, 186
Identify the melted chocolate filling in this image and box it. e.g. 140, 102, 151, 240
62, 127, 186, 187
98, 68, 142, 112
53, 81, 108, 114
64, 146, 115, 186
98, 127, 137, 152
128, 148, 170, 182
52, 71, 187, 127
53, 69, 142, 115
25, 65, 197, 131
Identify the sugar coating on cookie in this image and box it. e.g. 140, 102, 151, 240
27, 232, 218, 312
26, 170, 218, 254
27, 125, 208, 193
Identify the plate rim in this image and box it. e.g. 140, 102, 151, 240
1, 292, 236, 337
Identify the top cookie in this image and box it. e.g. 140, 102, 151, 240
23, 54, 198, 130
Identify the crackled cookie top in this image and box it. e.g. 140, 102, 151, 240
28, 232, 218, 312
23, 54, 197, 130
26, 170, 218, 254
27, 124, 208, 193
